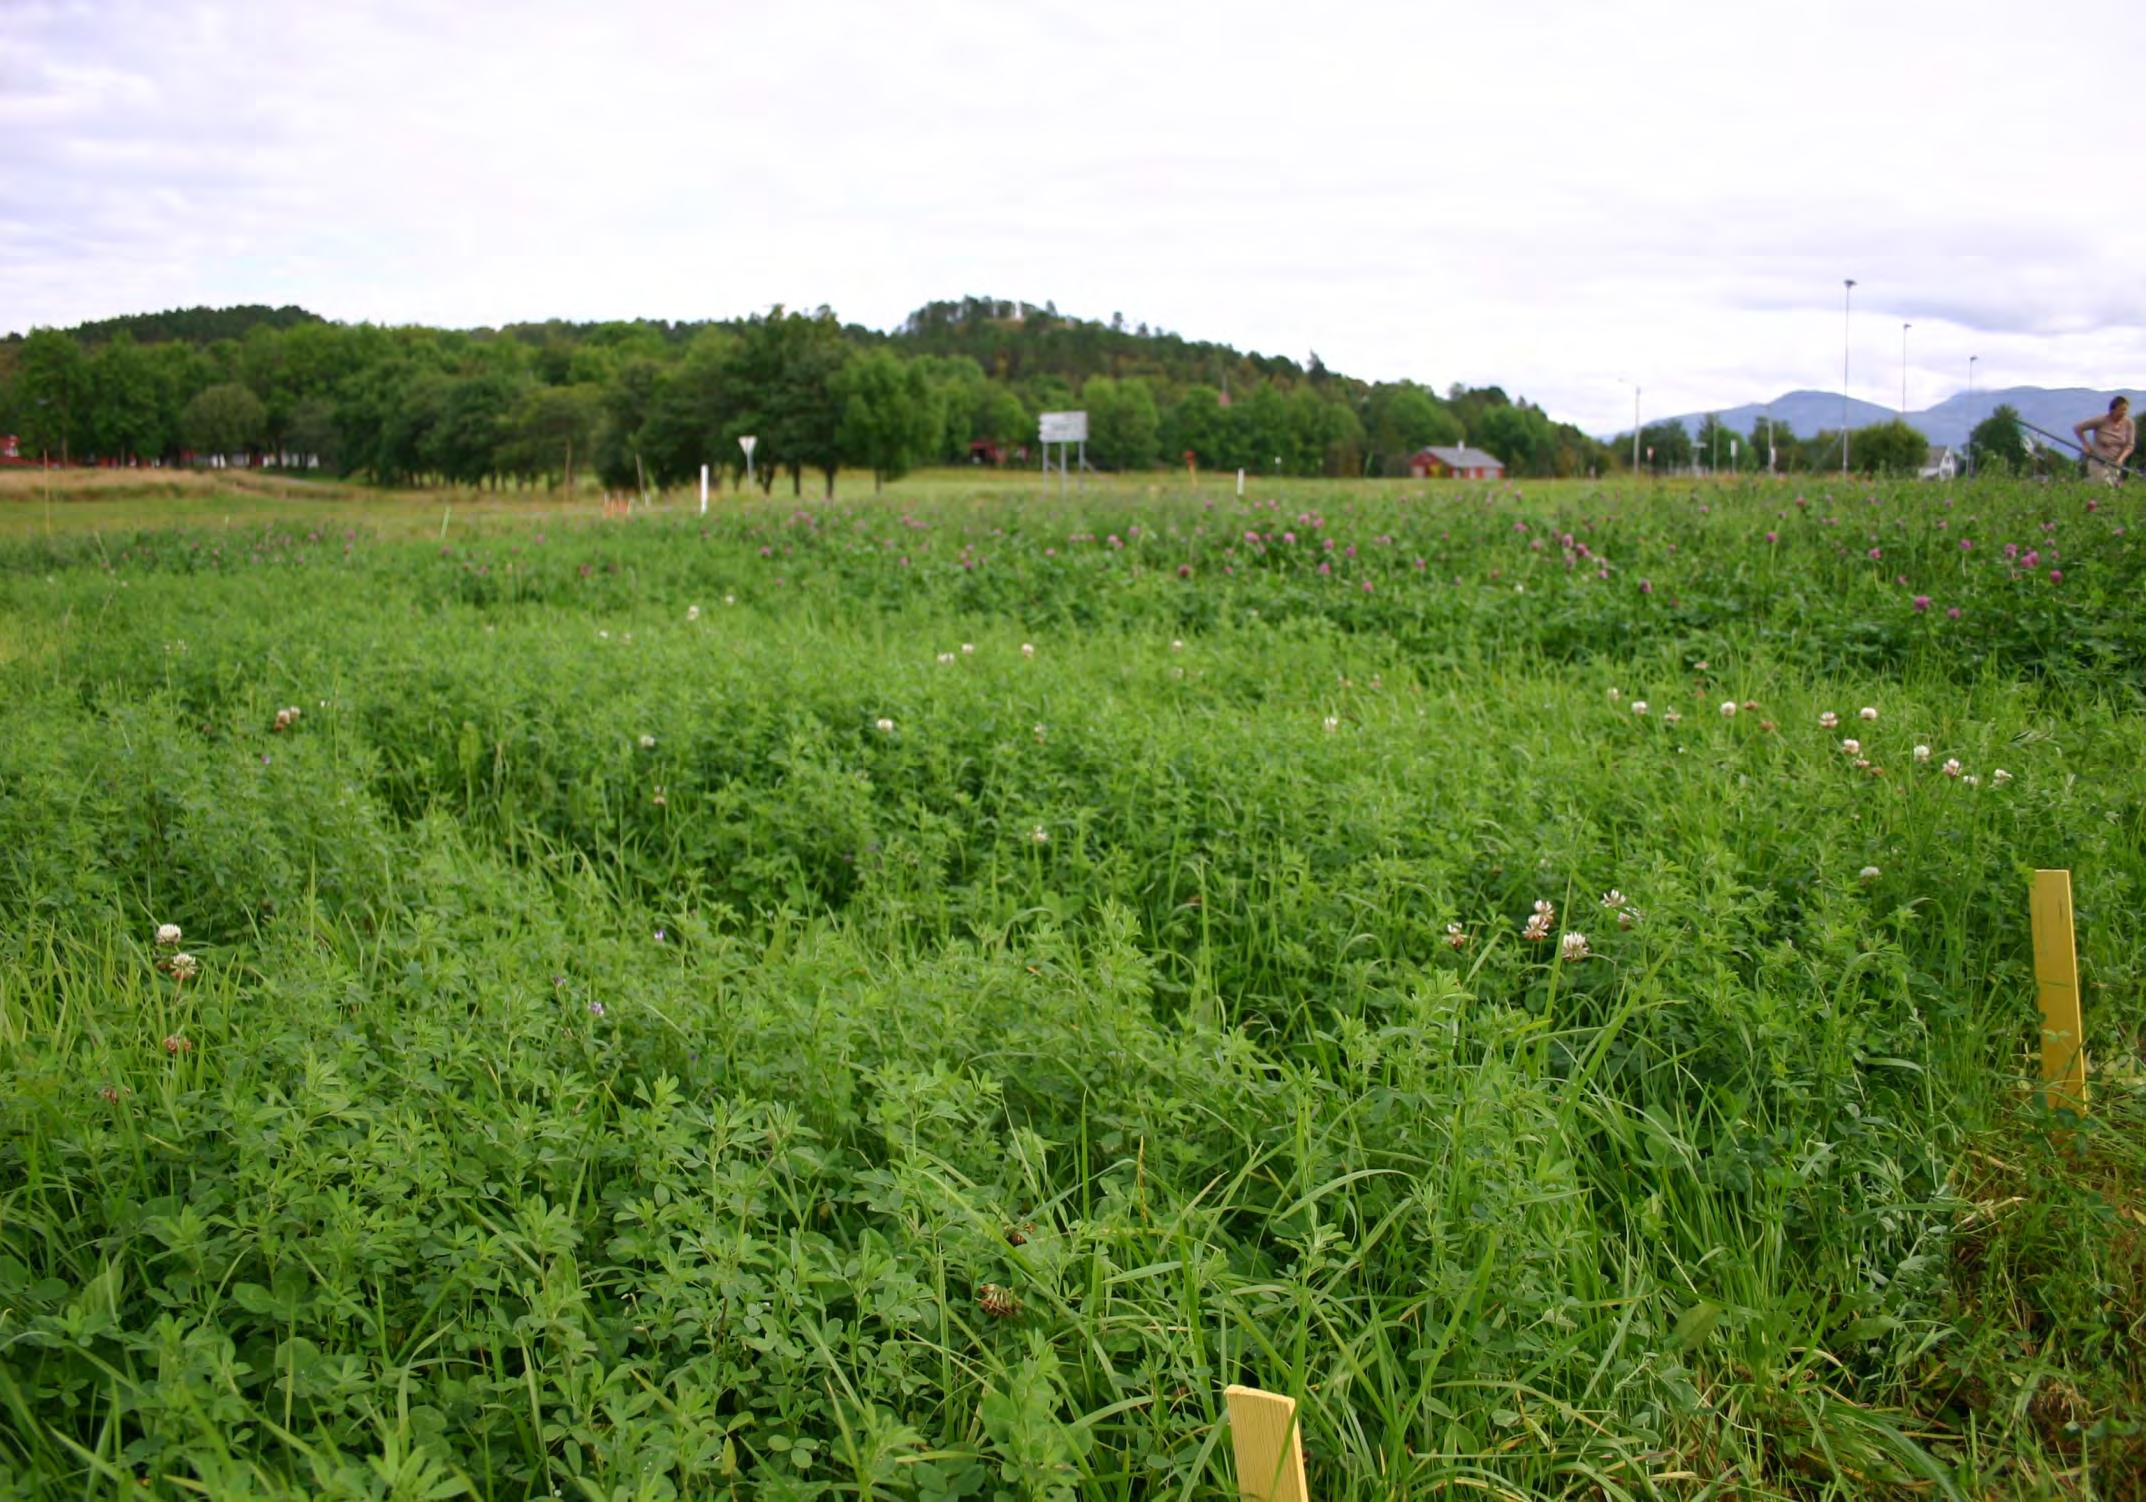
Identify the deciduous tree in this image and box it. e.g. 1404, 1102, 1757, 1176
180, 382, 267, 459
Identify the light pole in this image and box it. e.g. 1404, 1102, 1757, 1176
1842, 278, 1857, 474
1900, 322, 1911, 415
1617, 378, 1641, 472
1968, 354, 1979, 478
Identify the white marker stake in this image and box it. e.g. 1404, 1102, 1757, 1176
1237, 468, 1245, 497
700, 464, 709, 514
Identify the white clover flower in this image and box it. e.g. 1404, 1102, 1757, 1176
1171, 639, 1185, 651
1720, 701, 1738, 718
1913, 744, 1931, 763
1534, 899, 1556, 917
1992, 768, 2013, 786
1032, 723, 1046, 743
168, 953, 199, 982
1859, 865, 1881, 883
874, 718, 895, 734
1560, 931, 1591, 962
961, 643, 976, 655
1963, 774, 1981, 787
1021, 642, 1036, 658
1030, 826, 1049, 844
1444, 922, 1470, 950
1859, 706, 1879, 722
1942, 758, 1962, 777
1607, 687, 1622, 701
155, 923, 183, 948
638, 734, 656, 750
1617, 907, 1640, 929
936, 651, 956, 665
724, 594, 736, 605
1819, 711, 1840, 729
1662, 708, 1682, 725
1322, 715, 1340, 733
1522, 912, 1553, 942
1600, 890, 1626, 910
1631, 700, 1648, 716
1841, 737, 1861, 755
687, 604, 701, 621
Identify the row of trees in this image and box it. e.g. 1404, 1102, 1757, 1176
0, 301, 1616, 492
1612, 405, 2051, 478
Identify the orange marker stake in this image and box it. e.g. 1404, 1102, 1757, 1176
2030, 869, 2088, 1114
1224, 1385, 1309, 1502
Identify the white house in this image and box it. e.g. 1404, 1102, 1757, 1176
1918, 445, 1958, 481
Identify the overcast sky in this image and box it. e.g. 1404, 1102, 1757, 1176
2, 0, 2134, 433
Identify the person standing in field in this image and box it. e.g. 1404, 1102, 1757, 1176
2072, 396, 2133, 484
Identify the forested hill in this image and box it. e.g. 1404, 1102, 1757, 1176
890, 297, 1308, 390
0, 297, 1611, 487
61, 304, 326, 348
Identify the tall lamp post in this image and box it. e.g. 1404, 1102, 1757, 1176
1968, 354, 1980, 478
1900, 322, 1912, 414
1841, 278, 1857, 474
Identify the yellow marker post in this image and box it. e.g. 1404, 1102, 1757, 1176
2030, 869, 2088, 1114
1224, 1385, 1309, 1502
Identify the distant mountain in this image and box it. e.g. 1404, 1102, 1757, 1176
1653, 387, 2145, 449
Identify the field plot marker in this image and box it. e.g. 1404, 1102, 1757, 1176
1224, 1384, 1309, 1502
2030, 869, 2088, 1114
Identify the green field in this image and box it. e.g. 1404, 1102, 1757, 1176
0, 471, 2140, 1500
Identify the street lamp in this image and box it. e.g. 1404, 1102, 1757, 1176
1841, 279, 1857, 474
1617, 376, 1642, 473
1968, 355, 1980, 478
1900, 322, 1912, 415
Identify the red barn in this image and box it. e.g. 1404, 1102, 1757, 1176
1409, 445, 1505, 480
0, 434, 18, 460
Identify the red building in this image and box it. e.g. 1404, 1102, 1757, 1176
1, 434, 18, 460
1410, 445, 1505, 480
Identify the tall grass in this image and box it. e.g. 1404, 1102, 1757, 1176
0, 475, 2139, 1499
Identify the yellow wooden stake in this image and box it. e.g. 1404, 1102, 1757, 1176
2030, 869, 2088, 1114
1224, 1385, 1309, 1502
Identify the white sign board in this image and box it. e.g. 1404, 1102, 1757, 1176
739, 435, 758, 458
1038, 411, 1087, 444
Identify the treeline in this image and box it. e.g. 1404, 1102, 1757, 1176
1619, 406, 2042, 477
0, 297, 1613, 492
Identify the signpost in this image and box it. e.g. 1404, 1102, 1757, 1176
740, 434, 758, 491
700, 464, 710, 515
1038, 411, 1086, 496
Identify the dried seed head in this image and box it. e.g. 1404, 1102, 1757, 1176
976, 1283, 1022, 1319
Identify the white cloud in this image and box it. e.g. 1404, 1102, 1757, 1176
2, 0, 2138, 432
